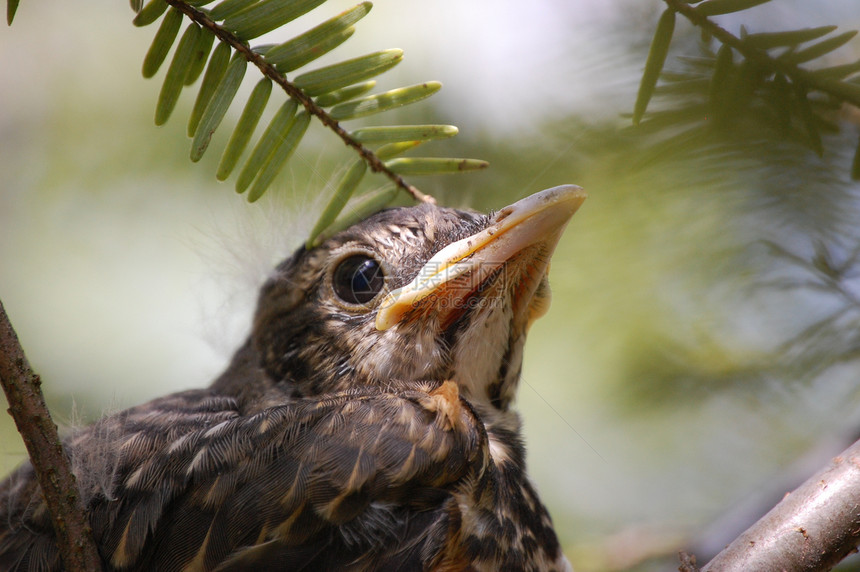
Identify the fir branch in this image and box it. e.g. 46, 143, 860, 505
0, 299, 102, 572
163, 0, 435, 204
662, 0, 860, 107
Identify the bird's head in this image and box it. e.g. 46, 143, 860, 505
242, 185, 585, 418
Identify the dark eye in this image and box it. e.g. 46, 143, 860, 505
332, 255, 385, 305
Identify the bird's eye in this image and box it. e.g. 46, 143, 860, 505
332, 255, 385, 305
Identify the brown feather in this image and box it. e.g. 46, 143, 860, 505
0, 196, 576, 571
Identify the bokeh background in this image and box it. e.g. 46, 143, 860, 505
3, 1, 860, 570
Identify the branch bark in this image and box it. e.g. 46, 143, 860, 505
700, 437, 860, 571
0, 299, 103, 571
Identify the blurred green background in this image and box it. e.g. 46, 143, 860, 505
3, 1, 860, 570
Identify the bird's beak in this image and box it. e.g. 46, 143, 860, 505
375, 185, 587, 331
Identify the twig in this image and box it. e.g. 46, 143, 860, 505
700, 437, 860, 571
0, 299, 102, 571
679, 551, 700, 572
164, 0, 436, 204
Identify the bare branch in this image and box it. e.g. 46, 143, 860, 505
700, 438, 860, 571
0, 299, 102, 571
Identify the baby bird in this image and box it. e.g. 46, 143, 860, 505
0, 185, 585, 571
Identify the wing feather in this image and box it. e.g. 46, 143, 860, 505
0, 382, 487, 571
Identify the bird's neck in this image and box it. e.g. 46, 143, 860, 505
470, 402, 527, 469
